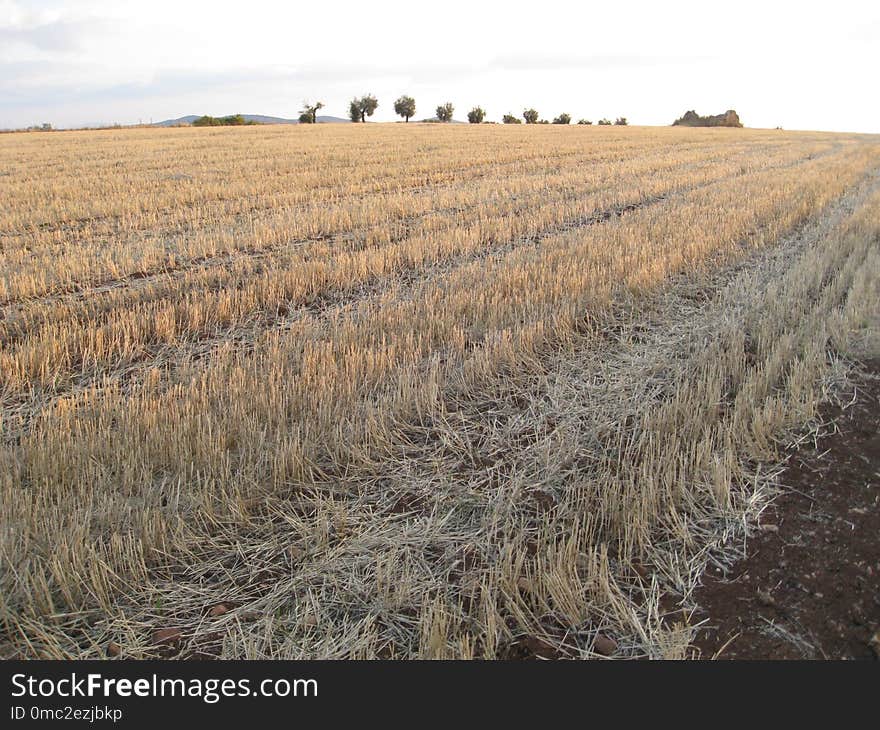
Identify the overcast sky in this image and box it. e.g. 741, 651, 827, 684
1, 0, 877, 132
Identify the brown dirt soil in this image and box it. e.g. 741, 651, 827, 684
693, 359, 880, 659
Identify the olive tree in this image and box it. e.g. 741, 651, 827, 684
436, 102, 454, 122
467, 107, 485, 124
299, 101, 324, 124
349, 94, 379, 123
394, 95, 416, 122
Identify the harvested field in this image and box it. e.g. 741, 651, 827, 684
1, 124, 879, 658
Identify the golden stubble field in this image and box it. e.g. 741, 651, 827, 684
2, 123, 879, 658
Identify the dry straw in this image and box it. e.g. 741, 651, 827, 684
1, 124, 878, 657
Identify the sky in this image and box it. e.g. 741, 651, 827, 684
1, 0, 878, 132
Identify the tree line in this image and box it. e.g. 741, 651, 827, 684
297, 96, 628, 125
192, 114, 260, 127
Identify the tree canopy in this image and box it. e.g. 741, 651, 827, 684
349, 95, 379, 123
192, 115, 253, 127
436, 102, 454, 122
467, 107, 485, 124
298, 101, 324, 124
394, 95, 416, 122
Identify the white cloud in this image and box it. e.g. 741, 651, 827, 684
0, 0, 877, 132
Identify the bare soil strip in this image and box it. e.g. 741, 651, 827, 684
692, 360, 880, 660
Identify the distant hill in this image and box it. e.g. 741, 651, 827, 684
672, 110, 743, 128
154, 115, 200, 126
154, 114, 350, 127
